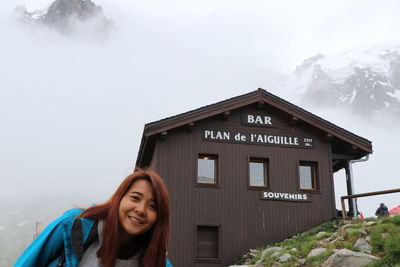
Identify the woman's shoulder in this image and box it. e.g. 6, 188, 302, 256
60, 208, 96, 229
62, 208, 83, 217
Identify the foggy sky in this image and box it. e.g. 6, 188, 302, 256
1, 0, 400, 258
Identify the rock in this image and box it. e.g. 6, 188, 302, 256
366, 221, 376, 226
291, 248, 298, 251
365, 236, 371, 242
324, 233, 339, 243
354, 238, 372, 254
242, 249, 259, 263
261, 247, 282, 260
255, 261, 265, 267
298, 258, 306, 264
342, 221, 353, 225
344, 228, 367, 236
278, 253, 291, 263
360, 229, 368, 235
250, 249, 259, 254
307, 248, 327, 258
322, 249, 379, 267
21, 0, 112, 33
271, 252, 281, 259
316, 231, 327, 239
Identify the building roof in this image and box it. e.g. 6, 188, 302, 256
136, 88, 372, 169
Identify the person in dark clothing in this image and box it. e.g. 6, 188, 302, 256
375, 203, 389, 218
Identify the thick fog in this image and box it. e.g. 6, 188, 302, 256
1, 0, 400, 265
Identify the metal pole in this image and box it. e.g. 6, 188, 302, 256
348, 155, 369, 220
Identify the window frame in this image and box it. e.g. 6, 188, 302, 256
196, 153, 219, 186
298, 160, 319, 191
248, 157, 270, 188
194, 223, 221, 263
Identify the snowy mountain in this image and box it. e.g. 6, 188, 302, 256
282, 43, 400, 118
16, 0, 112, 33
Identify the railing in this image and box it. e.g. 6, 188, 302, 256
341, 188, 400, 220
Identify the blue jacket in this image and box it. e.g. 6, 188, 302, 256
14, 208, 173, 267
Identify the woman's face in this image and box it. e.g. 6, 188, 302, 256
118, 179, 158, 238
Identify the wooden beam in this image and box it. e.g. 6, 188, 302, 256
159, 131, 167, 140
185, 122, 194, 132
222, 110, 230, 119
340, 188, 400, 220
342, 188, 400, 200
324, 133, 333, 141
290, 116, 299, 126
256, 101, 265, 109
332, 154, 359, 160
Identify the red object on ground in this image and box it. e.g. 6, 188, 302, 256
389, 205, 400, 215
360, 212, 364, 221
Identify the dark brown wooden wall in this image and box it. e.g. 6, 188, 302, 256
151, 105, 336, 267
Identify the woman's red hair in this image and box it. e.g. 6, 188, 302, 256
79, 168, 170, 267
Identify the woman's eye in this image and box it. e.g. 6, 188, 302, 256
130, 196, 140, 201
149, 203, 157, 210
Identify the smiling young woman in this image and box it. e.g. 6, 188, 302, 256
14, 169, 173, 267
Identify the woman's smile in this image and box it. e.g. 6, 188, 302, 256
118, 179, 158, 238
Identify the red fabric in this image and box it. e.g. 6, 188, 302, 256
389, 205, 400, 215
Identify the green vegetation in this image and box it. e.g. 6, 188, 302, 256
306, 249, 333, 266
235, 215, 400, 267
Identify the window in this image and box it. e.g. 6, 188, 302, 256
249, 158, 268, 187
299, 161, 318, 190
197, 154, 218, 184
196, 225, 219, 259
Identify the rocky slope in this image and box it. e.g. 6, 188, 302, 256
17, 0, 112, 33
280, 43, 400, 119
231, 215, 400, 267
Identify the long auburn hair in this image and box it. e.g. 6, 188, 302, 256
79, 168, 170, 267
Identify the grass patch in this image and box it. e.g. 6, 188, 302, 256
347, 229, 362, 242
248, 254, 261, 264
307, 249, 333, 267
234, 216, 400, 266
392, 215, 400, 226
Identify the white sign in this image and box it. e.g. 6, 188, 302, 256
247, 114, 272, 126
203, 129, 314, 148
260, 191, 310, 202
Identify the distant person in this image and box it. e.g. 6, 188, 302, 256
14, 168, 173, 267
375, 203, 389, 218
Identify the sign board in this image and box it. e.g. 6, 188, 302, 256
241, 113, 275, 128
202, 129, 314, 149
260, 191, 311, 202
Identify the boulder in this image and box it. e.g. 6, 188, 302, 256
322, 249, 379, 267
278, 253, 291, 263
261, 247, 282, 261
316, 231, 327, 239
307, 248, 327, 258
270, 252, 281, 259
354, 238, 372, 254
298, 258, 306, 264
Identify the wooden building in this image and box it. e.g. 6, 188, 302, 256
136, 89, 372, 267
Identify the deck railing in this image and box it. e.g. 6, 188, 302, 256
341, 188, 400, 220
